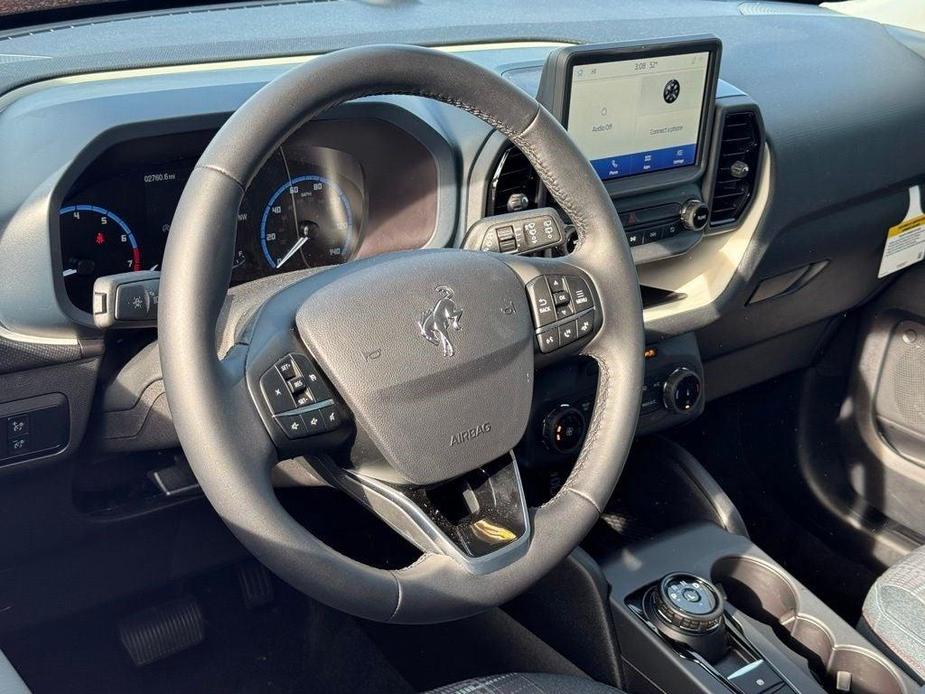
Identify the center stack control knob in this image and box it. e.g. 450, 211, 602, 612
663, 367, 703, 415
680, 199, 710, 232
541, 405, 586, 455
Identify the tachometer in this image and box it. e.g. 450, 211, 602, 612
259, 175, 355, 270
59, 204, 141, 312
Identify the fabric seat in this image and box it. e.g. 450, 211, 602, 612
426, 672, 622, 693
861, 544, 925, 682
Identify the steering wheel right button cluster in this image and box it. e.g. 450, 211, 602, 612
528, 274, 597, 353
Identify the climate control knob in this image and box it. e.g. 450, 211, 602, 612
541, 405, 586, 454
663, 367, 702, 414
680, 198, 710, 232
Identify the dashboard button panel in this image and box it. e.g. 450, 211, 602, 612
0, 394, 69, 465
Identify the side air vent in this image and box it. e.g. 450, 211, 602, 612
710, 111, 762, 227
487, 146, 539, 216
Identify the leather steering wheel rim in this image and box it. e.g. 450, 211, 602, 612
159, 44, 644, 624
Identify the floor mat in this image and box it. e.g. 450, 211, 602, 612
1, 566, 412, 694
361, 608, 585, 692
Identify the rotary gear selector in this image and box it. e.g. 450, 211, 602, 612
645, 573, 728, 661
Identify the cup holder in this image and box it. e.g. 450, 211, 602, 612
713, 556, 904, 694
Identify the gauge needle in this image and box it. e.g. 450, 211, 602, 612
62, 268, 77, 277
276, 236, 308, 269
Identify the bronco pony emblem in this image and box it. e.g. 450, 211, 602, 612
418, 286, 463, 357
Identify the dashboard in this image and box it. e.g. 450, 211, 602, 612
59, 131, 364, 311
0, 4, 921, 462
0, 0, 923, 639
55, 116, 441, 315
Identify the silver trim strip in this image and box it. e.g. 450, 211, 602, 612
340, 452, 532, 575
275, 398, 335, 418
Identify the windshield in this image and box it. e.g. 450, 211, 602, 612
0, 0, 215, 22
0, 0, 826, 21
2, 0, 923, 35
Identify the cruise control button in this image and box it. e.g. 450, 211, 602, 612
287, 376, 307, 394
527, 277, 556, 327
566, 276, 594, 311
302, 410, 327, 435
319, 405, 342, 431
294, 390, 315, 408
260, 368, 297, 414
275, 355, 299, 379
277, 414, 308, 439
558, 320, 578, 346
537, 328, 560, 353
576, 310, 595, 338
291, 355, 332, 400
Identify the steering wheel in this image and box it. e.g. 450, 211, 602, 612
159, 45, 644, 624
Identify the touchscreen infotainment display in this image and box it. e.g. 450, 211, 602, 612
565, 52, 711, 181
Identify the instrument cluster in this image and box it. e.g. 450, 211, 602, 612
58, 130, 365, 313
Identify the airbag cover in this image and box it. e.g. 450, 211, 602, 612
295, 249, 533, 485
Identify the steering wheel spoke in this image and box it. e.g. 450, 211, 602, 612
239, 283, 355, 460
322, 452, 531, 574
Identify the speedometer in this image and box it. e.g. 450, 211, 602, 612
259, 175, 355, 271
59, 204, 141, 312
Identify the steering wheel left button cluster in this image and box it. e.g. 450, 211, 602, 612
259, 353, 339, 440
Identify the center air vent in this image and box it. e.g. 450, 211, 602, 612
710, 110, 762, 227
487, 146, 539, 216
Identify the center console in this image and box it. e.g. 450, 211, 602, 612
466, 36, 724, 266
601, 523, 917, 694
464, 36, 765, 459
537, 37, 720, 264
